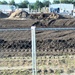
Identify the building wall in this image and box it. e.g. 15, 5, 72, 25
49, 3, 74, 14
0, 5, 16, 14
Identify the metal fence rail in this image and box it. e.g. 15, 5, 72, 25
0, 27, 75, 31
0, 28, 31, 31
36, 27, 75, 31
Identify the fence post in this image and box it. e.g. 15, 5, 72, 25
31, 26, 37, 75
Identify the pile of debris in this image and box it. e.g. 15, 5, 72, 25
38, 13, 60, 19
32, 18, 75, 28
9, 10, 73, 20
9, 9, 29, 19
0, 11, 8, 18
29, 12, 66, 20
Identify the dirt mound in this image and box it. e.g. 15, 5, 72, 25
29, 12, 71, 20
9, 10, 29, 19
0, 18, 75, 57
9, 11, 73, 20
0, 11, 8, 18
32, 18, 75, 28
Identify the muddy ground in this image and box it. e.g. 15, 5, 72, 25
0, 17, 75, 57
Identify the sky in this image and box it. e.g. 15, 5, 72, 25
0, 0, 53, 3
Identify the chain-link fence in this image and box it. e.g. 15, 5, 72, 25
35, 27, 75, 75
0, 27, 75, 75
0, 28, 32, 75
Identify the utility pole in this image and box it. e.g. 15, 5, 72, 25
59, 0, 61, 12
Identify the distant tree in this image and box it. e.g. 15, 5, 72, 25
18, 0, 29, 8
0, 1, 2, 4
0, 1, 8, 4
73, 1, 75, 6
61, 0, 71, 3
29, 4, 35, 9
1, 0, 8, 4
34, 1, 44, 10
53, 1, 60, 4
9, 0, 16, 5
53, 0, 74, 4
43, 0, 51, 7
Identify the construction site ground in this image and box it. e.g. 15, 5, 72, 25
0, 18, 75, 56
0, 11, 75, 75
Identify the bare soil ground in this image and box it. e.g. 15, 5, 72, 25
0, 13, 75, 75
0, 18, 75, 57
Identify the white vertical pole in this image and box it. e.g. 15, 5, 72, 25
31, 26, 37, 75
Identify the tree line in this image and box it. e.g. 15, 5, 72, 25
54, 0, 75, 6
0, 0, 75, 9
0, 0, 50, 9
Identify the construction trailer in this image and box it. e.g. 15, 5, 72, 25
0, 5, 16, 14
49, 3, 74, 15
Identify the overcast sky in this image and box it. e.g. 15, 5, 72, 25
0, 0, 53, 3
